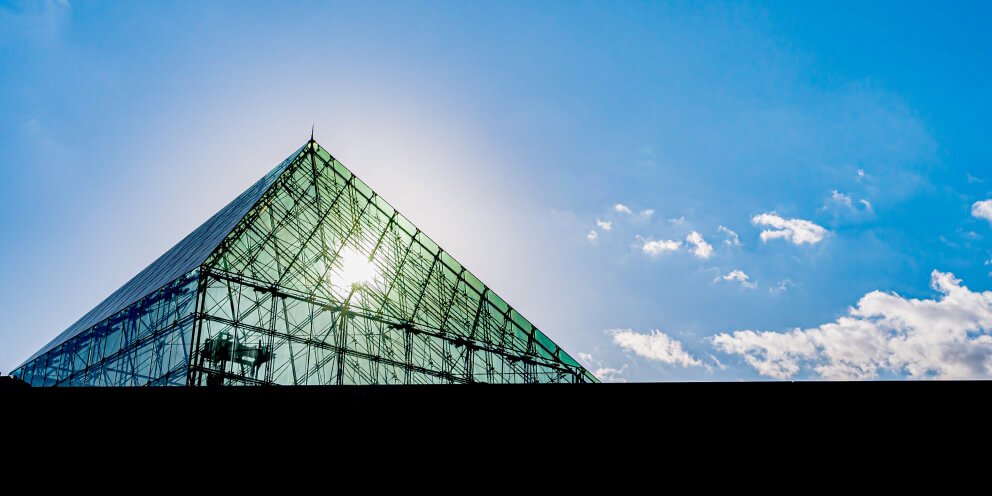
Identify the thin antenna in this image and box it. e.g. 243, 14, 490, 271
310, 124, 315, 142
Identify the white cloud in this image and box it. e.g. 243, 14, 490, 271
615, 204, 633, 214
972, 200, 992, 224
831, 190, 854, 209
752, 212, 828, 245
708, 354, 728, 371
857, 169, 865, 178
587, 230, 598, 241
641, 209, 655, 217
596, 218, 612, 231
711, 328, 817, 379
576, 352, 628, 383
711, 270, 992, 380
967, 173, 983, 184
769, 279, 793, 295
593, 366, 628, 383
668, 216, 685, 224
718, 225, 741, 246
609, 329, 702, 368
825, 190, 873, 214
686, 231, 713, 259
718, 270, 756, 289
640, 237, 681, 256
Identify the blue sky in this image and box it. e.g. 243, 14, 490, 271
3, 0, 992, 380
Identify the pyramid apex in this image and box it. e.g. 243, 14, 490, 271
307, 125, 322, 151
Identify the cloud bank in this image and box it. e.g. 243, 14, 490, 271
609, 328, 702, 368
686, 231, 713, 259
641, 238, 681, 256
973, 200, 992, 224
719, 270, 756, 289
718, 225, 740, 246
711, 271, 992, 380
752, 212, 828, 245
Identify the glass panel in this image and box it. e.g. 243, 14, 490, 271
352, 178, 374, 200
169, 319, 194, 374
43, 350, 59, 387
73, 329, 92, 375
88, 321, 108, 366
103, 356, 119, 387
33, 357, 45, 386
176, 272, 199, 319
105, 310, 124, 358
150, 329, 171, 382
167, 367, 188, 386
158, 285, 178, 329
58, 341, 75, 384
115, 346, 136, 386
416, 232, 439, 257
394, 215, 416, 238
133, 340, 154, 385
371, 195, 395, 219
85, 362, 103, 387
121, 306, 140, 350
138, 291, 161, 340
557, 348, 580, 368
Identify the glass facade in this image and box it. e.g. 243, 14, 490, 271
12, 141, 597, 385
19, 145, 302, 368
14, 270, 199, 387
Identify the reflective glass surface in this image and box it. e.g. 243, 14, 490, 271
194, 142, 596, 384
17, 146, 304, 368
13, 270, 199, 386
12, 141, 596, 385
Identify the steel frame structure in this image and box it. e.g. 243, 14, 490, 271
12, 140, 597, 386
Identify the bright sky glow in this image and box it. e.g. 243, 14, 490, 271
332, 247, 379, 301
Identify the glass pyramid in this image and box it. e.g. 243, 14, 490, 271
12, 140, 598, 386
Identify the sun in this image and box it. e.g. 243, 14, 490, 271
333, 246, 379, 298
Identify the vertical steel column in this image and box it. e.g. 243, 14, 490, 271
404, 327, 413, 384
335, 312, 347, 385
264, 290, 278, 384
187, 270, 210, 386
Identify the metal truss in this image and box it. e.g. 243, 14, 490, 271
12, 140, 598, 386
